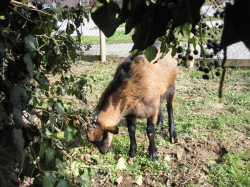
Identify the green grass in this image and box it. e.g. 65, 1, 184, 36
81, 29, 133, 45
72, 61, 250, 186
208, 153, 250, 186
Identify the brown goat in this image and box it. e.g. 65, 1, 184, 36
87, 52, 178, 161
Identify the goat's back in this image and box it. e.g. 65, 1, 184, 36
103, 52, 178, 118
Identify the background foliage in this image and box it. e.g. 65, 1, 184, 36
0, 0, 91, 186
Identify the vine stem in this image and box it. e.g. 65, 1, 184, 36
219, 47, 227, 98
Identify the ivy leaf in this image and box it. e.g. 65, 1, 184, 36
56, 179, 69, 187
131, 4, 171, 51
119, 0, 131, 25
66, 23, 75, 35
64, 125, 76, 143
39, 142, 48, 159
76, 168, 91, 187
220, 0, 250, 50
24, 53, 34, 78
190, 37, 196, 50
91, 0, 120, 37
45, 146, 56, 164
57, 132, 64, 139
170, 0, 205, 33
54, 102, 65, 115
43, 171, 56, 187
13, 107, 25, 128
124, 0, 149, 34
144, 45, 158, 62
182, 23, 191, 36
24, 35, 37, 52
49, 114, 54, 125
0, 41, 5, 56
56, 159, 70, 181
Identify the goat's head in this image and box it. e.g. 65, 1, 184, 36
87, 115, 118, 154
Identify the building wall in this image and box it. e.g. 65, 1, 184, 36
33, 0, 121, 7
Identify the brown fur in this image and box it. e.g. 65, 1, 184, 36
87, 52, 178, 154
97, 53, 178, 128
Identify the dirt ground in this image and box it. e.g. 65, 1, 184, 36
71, 61, 250, 187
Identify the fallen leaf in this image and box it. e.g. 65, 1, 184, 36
177, 152, 182, 160
116, 157, 126, 170
81, 154, 91, 163
134, 175, 143, 185
164, 154, 171, 162
73, 119, 80, 126
115, 176, 123, 185
207, 160, 217, 166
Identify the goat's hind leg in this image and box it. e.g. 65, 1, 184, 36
126, 115, 137, 158
166, 84, 178, 143
157, 108, 164, 127
147, 115, 158, 161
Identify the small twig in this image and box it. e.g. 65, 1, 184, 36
10, 0, 51, 16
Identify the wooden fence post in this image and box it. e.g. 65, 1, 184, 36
185, 32, 195, 69
100, 30, 106, 62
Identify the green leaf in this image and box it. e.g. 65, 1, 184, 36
49, 114, 54, 125
171, 0, 205, 33
183, 23, 191, 36
0, 41, 5, 56
190, 37, 197, 50
41, 112, 49, 124
56, 159, 70, 181
13, 107, 25, 128
24, 53, 35, 78
71, 161, 84, 176
39, 142, 48, 159
66, 23, 75, 35
90, 156, 104, 164
76, 168, 91, 187
57, 179, 69, 187
129, 49, 140, 58
91, 0, 120, 37
144, 45, 158, 62
24, 35, 37, 52
131, 4, 171, 51
54, 102, 65, 115
43, 171, 56, 187
45, 146, 56, 164
57, 132, 64, 139
124, 0, 149, 34
134, 175, 143, 185
64, 125, 76, 143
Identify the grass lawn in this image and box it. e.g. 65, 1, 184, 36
70, 60, 250, 186
81, 29, 133, 45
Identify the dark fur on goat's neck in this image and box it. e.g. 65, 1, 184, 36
96, 60, 131, 111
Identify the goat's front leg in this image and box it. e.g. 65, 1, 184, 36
126, 115, 137, 158
147, 116, 158, 161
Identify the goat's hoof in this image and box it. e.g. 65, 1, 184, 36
150, 153, 158, 162
170, 131, 178, 143
129, 151, 136, 158
170, 137, 178, 144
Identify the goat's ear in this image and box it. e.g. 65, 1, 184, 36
106, 126, 119, 134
